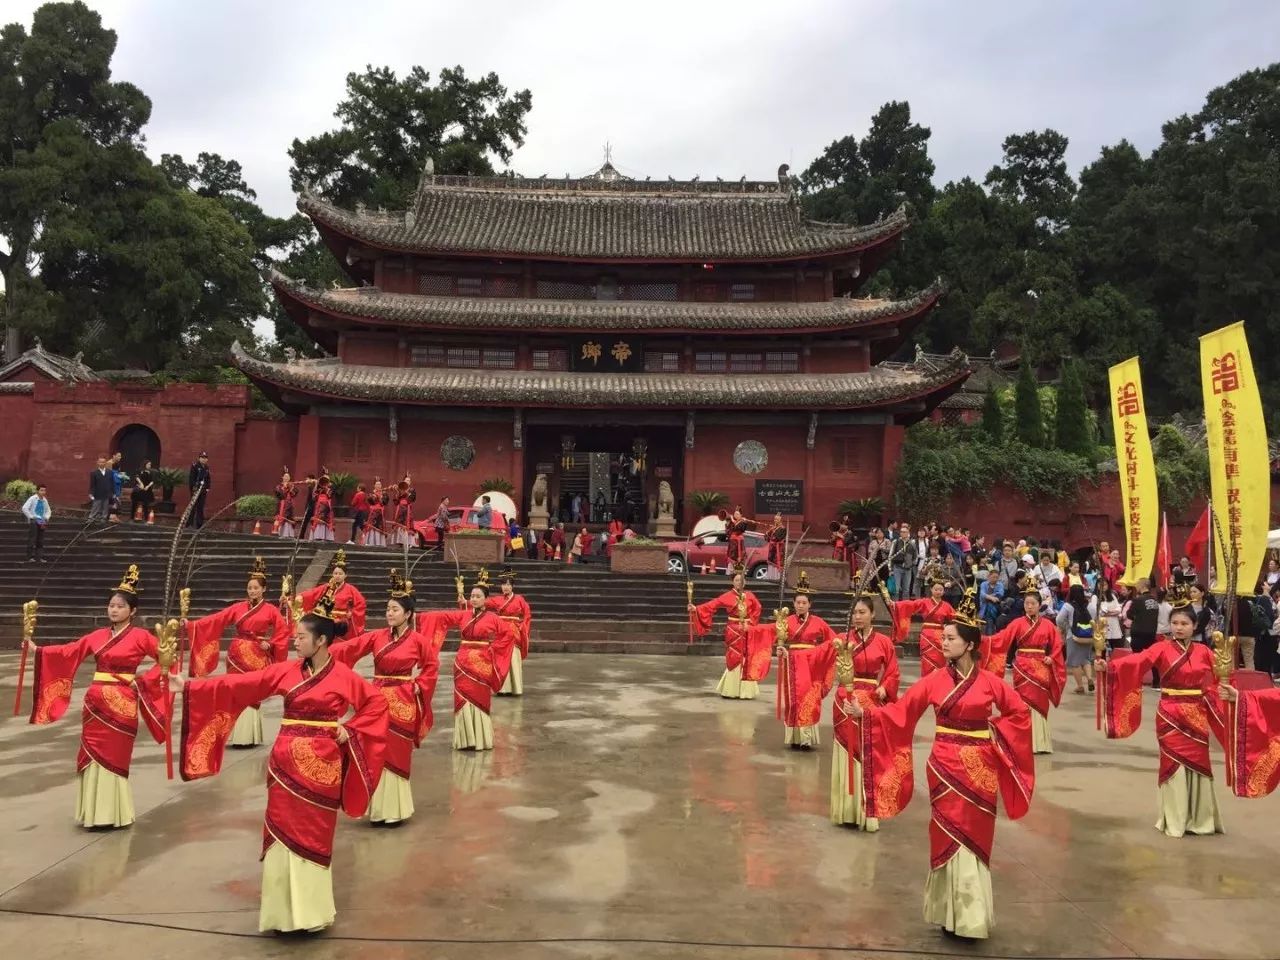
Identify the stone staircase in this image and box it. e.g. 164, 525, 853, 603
0, 511, 912, 655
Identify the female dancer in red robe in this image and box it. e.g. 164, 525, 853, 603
418, 574, 515, 751
1098, 596, 1227, 837
272, 469, 297, 538
690, 566, 767, 699
184, 556, 291, 747
488, 568, 533, 696
774, 572, 837, 748
1216, 683, 1280, 798
331, 569, 439, 824
362, 479, 388, 547
890, 572, 956, 677
984, 582, 1064, 754
301, 549, 367, 635
391, 475, 416, 547
172, 588, 387, 934
830, 593, 899, 829
25, 565, 169, 828
844, 592, 1033, 941
309, 475, 335, 541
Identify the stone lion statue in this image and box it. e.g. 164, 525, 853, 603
531, 473, 548, 509
657, 480, 675, 518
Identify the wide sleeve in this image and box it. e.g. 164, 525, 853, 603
692, 593, 731, 636
28, 634, 96, 725
982, 621, 1016, 677
179, 662, 293, 780
486, 618, 517, 692
1102, 644, 1161, 739
330, 629, 376, 667
338, 670, 388, 819
860, 676, 934, 819
878, 636, 901, 701
132, 631, 176, 745
299, 584, 326, 613
346, 587, 367, 636
1225, 687, 1280, 798
1047, 624, 1067, 708
416, 609, 466, 652
412, 635, 442, 743
744, 623, 775, 681
891, 598, 924, 643
746, 593, 762, 624
268, 605, 292, 663
988, 676, 1034, 820
185, 603, 239, 678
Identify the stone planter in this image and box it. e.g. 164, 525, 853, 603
609, 543, 669, 575
785, 559, 849, 593
447, 531, 506, 566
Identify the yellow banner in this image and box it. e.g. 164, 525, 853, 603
1108, 359, 1159, 585
1201, 322, 1270, 593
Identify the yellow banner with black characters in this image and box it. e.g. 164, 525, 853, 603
1200, 322, 1269, 593
1108, 359, 1158, 585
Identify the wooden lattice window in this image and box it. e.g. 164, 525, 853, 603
419, 274, 453, 295
729, 283, 756, 301
765, 351, 799, 372
695, 351, 727, 373
532, 348, 569, 371
340, 427, 372, 464
644, 351, 681, 372
536, 279, 595, 300
619, 282, 678, 301
830, 438, 864, 475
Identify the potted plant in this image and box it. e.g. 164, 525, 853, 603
152, 466, 187, 515
3, 478, 36, 506
327, 471, 358, 516
609, 537, 668, 575
234, 494, 277, 533
689, 490, 730, 517
475, 477, 516, 496
446, 528, 507, 565
839, 496, 886, 531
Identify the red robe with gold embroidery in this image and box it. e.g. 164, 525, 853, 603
1102, 638, 1227, 785
28, 625, 169, 779
330, 627, 439, 780
1224, 686, 1280, 798
693, 589, 770, 681
301, 581, 367, 635
185, 599, 291, 679
419, 609, 515, 719
891, 597, 956, 676
776, 613, 836, 729
832, 629, 900, 782
985, 615, 1065, 717
179, 657, 386, 867
862, 665, 1034, 869
486, 592, 533, 659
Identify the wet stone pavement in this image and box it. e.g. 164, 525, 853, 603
0, 650, 1275, 960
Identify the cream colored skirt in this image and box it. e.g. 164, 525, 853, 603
830, 740, 879, 830
715, 665, 759, 700
369, 770, 414, 824
230, 706, 263, 747
923, 847, 994, 939
453, 702, 494, 751
1031, 709, 1053, 755
76, 761, 135, 829
499, 650, 524, 695
1156, 766, 1224, 838
784, 724, 820, 747
259, 841, 335, 933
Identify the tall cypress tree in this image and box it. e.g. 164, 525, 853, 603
1054, 362, 1093, 459
1014, 361, 1044, 447
980, 383, 1004, 443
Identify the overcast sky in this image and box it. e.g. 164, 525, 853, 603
8, 0, 1280, 217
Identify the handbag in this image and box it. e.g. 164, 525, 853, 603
510, 535, 525, 551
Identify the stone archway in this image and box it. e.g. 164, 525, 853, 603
111, 423, 161, 477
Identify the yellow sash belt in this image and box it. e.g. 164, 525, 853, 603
787, 643, 815, 650
281, 718, 338, 727
374, 674, 413, 681
936, 725, 990, 739
92, 672, 134, 683
1160, 688, 1203, 697
1018, 647, 1046, 654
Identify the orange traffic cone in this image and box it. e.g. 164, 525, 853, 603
146, 509, 155, 524
133, 504, 143, 521
252, 519, 262, 535
553, 544, 562, 561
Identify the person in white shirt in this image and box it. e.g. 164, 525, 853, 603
22, 484, 52, 562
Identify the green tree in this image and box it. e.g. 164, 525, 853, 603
1014, 361, 1044, 448
984, 129, 1077, 232
980, 384, 1004, 443
1054, 362, 1093, 460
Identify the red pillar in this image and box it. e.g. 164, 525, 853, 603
295, 413, 320, 474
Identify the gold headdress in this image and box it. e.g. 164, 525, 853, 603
388, 568, 414, 600
1167, 580, 1193, 610
248, 556, 269, 583
1019, 570, 1043, 597
310, 583, 339, 622
330, 548, 348, 571
113, 564, 142, 595
499, 566, 516, 582
474, 567, 492, 591
731, 562, 746, 577
951, 587, 982, 629
793, 570, 816, 596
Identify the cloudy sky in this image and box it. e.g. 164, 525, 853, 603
8, 0, 1280, 217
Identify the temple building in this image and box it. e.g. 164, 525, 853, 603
234, 160, 969, 529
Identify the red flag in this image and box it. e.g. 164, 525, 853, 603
1154, 512, 1172, 589
1184, 505, 1211, 578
